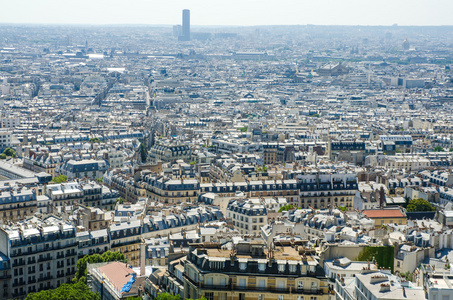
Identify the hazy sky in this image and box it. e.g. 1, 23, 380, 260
2, 0, 452, 26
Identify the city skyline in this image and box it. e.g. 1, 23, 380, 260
1, 0, 453, 26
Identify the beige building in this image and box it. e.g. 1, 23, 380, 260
382, 155, 430, 172
184, 241, 331, 300
226, 198, 268, 237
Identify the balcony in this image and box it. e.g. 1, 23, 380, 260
0, 274, 11, 280
38, 256, 53, 262
12, 281, 26, 287
184, 274, 324, 295
12, 260, 26, 267
38, 275, 53, 282
66, 251, 76, 257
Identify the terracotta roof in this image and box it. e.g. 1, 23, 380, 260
362, 209, 406, 219
97, 261, 136, 294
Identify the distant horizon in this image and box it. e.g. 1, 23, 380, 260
1, 23, 453, 28
1, 0, 452, 27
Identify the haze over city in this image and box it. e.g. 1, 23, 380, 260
2, 2, 453, 300
2, 0, 453, 26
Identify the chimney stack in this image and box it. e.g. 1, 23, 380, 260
140, 238, 146, 276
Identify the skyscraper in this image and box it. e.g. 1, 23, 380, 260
179, 9, 190, 41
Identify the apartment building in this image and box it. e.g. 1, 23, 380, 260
23, 152, 61, 178
77, 229, 110, 258
103, 150, 125, 169
0, 131, 12, 151
81, 181, 103, 207
0, 188, 36, 222
109, 220, 142, 267
149, 143, 191, 164
1, 117, 20, 129
262, 143, 295, 165
355, 271, 424, 300
227, 198, 268, 236
0, 222, 77, 300
142, 175, 199, 205
200, 179, 300, 206
361, 207, 407, 228
46, 182, 84, 207
183, 241, 331, 300
57, 159, 107, 179
298, 173, 357, 209
381, 155, 430, 172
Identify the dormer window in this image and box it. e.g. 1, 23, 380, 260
239, 262, 247, 271
278, 263, 286, 273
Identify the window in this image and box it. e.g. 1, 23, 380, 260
278, 296, 284, 300
204, 292, 214, 300
277, 281, 285, 290
238, 278, 246, 287
258, 263, 266, 272
218, 293, 227, 300
220, 278, 227, 286
258, 295, 265, 300
206, 277, 213, 286
258, 279, 266, 288
278, 263, 286, 273
239, 293, 245, 300
239, 262, 246, 271
297, 281, 304, 290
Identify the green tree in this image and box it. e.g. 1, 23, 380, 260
337, 206, 348, 212
434, 146, 445, 152
0, 153, 6, 159
96, 177, 103, 183
400, 271, 414, 282
406, 198, 435, 212
140, 143, 148, 162
278, 204, 295, 212
238, 126, 248, 132
89, 137, 101, 143
116, 197, 126, 205
51, 175, 68, 184
25, 280, 100, 300
156, 293, 181, 300
74, 251, 126, 283
3, 148, 16, 157
156, 293, 206, 300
